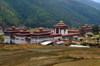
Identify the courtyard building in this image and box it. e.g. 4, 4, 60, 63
4, 21, 92, 44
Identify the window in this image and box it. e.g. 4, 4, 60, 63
21, 39, 24, 41
16, 38, 19, 40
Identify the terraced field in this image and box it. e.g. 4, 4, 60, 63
0, 44, 100, 66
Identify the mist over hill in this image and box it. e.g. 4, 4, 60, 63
0, 0, 100, 28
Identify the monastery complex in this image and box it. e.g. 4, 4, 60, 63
4, 21, 92, 44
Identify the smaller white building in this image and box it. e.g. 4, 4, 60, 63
79, 24, 92, 38
30, 27, 61, 44
53, 20, 68, 34
4, 26, 30, 44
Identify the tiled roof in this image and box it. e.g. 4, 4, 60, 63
34, 30, 50, 33
14, 33, 30, 36
53, 24, 68, 27
51, 33, 61, 36
32, 32, 53, 35
62, 33, 80, 36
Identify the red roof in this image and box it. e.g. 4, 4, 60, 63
62, 33, 80, 36
32, 32, 53, 35
51, 33, 61, 37
11, 35, 16, 38
4, 31, 19, 33
34, 30, 50, 33
84, 28, 92, 30
4, 28, 30, 33
82, 26, 91, 28
53, 24, 68, 27
14, 33, 30, 36
19, 30, 30, 33
26, 37, 31, 39
68, 30, 79, 32
51, 33, 61, 36
68, 30, 78, 31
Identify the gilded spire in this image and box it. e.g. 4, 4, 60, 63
12, 26, 15, 28
58, 20, 65, 25
39, 27, 43, 30
85, 24, 88, 26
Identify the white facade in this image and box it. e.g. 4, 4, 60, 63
54, 36, 62, 39
11, 38, 15, 44
31, 37, 54, 44
4, 35, 11, 43
53, 28, 68, 34
86, 32, 92, 38
15, 36, 26, 44
65, 29, 68, 34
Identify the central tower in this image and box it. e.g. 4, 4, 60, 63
53, 20, 68, 34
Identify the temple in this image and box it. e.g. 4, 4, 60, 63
4, 21, 92, 44
53, 20, 68, 34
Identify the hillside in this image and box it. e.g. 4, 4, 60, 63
1, 0, 100, 28
0, 0, 20, 28
74, 0, 100, 10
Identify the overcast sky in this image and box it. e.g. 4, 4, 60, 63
92, 0, 100, 3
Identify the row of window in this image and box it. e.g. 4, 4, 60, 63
16, 38, 24, 41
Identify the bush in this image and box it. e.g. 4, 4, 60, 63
81, 42, 88, 46
98, 44, 100, 48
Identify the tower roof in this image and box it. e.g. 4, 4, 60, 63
85, 24, 88, 26
39, 27, 43, 30
58, 20, 65, 25
53, 20, 68, 27
12, 26, 15, 29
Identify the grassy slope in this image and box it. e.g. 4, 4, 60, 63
74, 0, 100, 10
0, 0, 20, 27
1, 0, 100, 28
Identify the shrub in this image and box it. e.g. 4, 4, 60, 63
81, 42, 88, 46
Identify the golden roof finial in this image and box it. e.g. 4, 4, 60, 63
39, 27, 43, 30
58, 20, 65, 25
12, 26, 15, 28
85, 24, 88, 26
60, 20, 63, 22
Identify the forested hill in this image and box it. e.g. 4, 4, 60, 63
74, 0, 100, 10
0, 0, 100, 28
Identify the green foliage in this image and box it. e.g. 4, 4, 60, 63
1, 0, 100, 28
87, 36, 91, 41
0, 35, 4, 43
92, 26, 100, 35
81, 42, 88, 46
75, 0, 100, 10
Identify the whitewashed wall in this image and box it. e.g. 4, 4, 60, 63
86, 32, 92, 37
31, 37, 54, 44
15, 36, 26, 44
11, 39, 15, 44
65, 29, 68, 34
4, 36, 11, 43
54, 36, 62, 39
61, 29, 64, 34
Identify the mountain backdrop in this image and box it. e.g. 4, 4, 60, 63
0, 0, 100, 28
75, 0, 100, 10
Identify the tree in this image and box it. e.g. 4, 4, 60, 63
0, 35, 4, 43
92, 26, 100, 35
